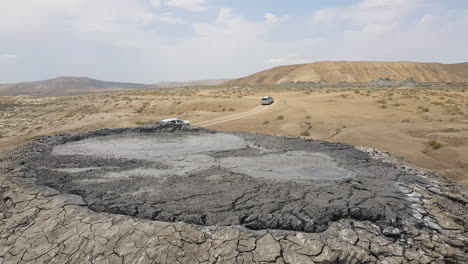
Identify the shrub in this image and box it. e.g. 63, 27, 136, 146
447, 106, 464, 115
263, 121, 269, 125
442, 128, 460, 133
401, 119, 411, 123
418, 106, 429, 112
428, 140, 444, 150
301, 130, 310, 136
381, 105, 388, 109
376, 99, 387, 104
305, 115, 311, 119
228, 108, 235, 112
276, 115, 284, 120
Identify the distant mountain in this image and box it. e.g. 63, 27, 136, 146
0, 77, 231, 97
149, 79, 231, 89
226, 61, 468, 85
0, 76, 147, 96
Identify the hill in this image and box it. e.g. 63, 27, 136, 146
0, 77, 230, 97
0, 76, 148, 97
226, 61, 468, 85
149, 79, 231, 89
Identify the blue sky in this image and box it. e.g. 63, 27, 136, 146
1, 0, 468, 83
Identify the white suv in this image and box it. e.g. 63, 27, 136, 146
160, 118, 191, 125
261, 96, 274, 105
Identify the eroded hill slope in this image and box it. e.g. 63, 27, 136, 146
227, 61, 468, 84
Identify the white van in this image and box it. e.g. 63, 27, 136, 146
261, 96, 274, 105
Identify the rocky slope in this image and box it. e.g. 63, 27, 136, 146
227, 61, 468, 84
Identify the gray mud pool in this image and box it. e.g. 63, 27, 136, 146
28, 128, 428, 232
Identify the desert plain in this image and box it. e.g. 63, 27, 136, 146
1, 84, 467, 185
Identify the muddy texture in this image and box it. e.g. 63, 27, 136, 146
1, 123, 467, 263
18, 126, 420, 233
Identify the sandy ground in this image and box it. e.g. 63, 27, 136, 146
1, 86, 467, 185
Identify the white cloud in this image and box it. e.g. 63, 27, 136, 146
265, 13, 278, 24
150, 0, 161, 9
166, 0, 207, 12
418, 14, 440, 25
264, 13, 289, 24
0, 54, 17, 62
156, 13, 184, 24
267, 54, 307, 66
305, 0, 468, 65
312, 0, 425, 26
194, 8, 268, 39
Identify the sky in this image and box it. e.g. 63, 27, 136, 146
1, 0, 468, 83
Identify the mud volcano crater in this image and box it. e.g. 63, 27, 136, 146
18, 124, 443, 233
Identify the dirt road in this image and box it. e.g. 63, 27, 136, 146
195, 100, 280, 127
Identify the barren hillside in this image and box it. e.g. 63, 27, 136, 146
0, 76, 148, 97
227, 61, 468, 84
0, 77, 231, 97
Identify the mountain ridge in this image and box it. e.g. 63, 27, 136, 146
0, 76, 230, 96
226, 61, 468, 85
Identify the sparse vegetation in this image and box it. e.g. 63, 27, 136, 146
418, 106, 430, 112
442, 128, 460, 133
228, 108, 235, 112
300, 130, 310, 136
305, 115, 311, 119
276, 115, 284, 120
135, 121, 152, 125
263, 121, 269, 125
401, 119, 411, 123
428, 140, 444, 150
447, 105, 464, 115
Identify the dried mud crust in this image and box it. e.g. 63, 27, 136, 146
1, 123, 467, 264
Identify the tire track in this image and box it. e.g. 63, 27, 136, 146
196, 101, 280, 127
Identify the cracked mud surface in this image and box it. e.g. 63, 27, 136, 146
1, 123, 467, 263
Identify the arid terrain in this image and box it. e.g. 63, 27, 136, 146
227, 61, 468, 84
0, 76, 230, 97
1, 84, 468, 185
